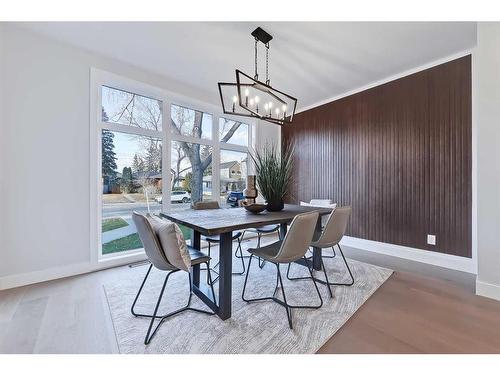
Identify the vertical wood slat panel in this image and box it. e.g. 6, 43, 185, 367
282, 56, 472, 258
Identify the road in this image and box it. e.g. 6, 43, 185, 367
102, 202, 191, 218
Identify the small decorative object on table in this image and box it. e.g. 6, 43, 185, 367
241, 201, 267, 214
243, 175, 258, 204
251, 142, 294, 212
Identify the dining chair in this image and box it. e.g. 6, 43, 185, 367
287, 206, 354, 298
242, 211, 323, 329
131, 212, 216, 345
238, 224, 281, 269
192, 200, 246, 283
300, 199, 337, 258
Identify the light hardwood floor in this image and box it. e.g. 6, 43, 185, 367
1, 237, 499, 354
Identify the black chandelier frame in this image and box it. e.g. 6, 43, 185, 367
217, 27, 298, 126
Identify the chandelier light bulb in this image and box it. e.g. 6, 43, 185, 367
244, 88, 249, 97
264, 103, 269, 110
232, 95, 238, 112
249, 98, 254, 106
275, 108, 280, 115
268, 102, 273, 108
282, 104, 287, 112
254, 96, 260, 103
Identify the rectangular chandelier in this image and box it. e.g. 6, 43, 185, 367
217, 27, 298, 126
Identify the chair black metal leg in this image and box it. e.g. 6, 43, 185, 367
200, 262, 218, 306
286, 261, 311, 282
257, 233, 267, 269
131, 263, 153, 317
322, 246, 337, 259
241, 254, 254, 302
242, 255, 323, 330
235, 231, 250, 259
231, 237, 246, 275
276, 264, 293, 329
272, 267, 280, 297
131, 267, 215, 345
237, 238, 246, 274
321, 257, 333, 298
206, 242, 212, 284
304, 257, 324, 309
287, 245, 354, 288
208, 237, 246, 286
143, 270, 175, 345
282, 257, 323, 310
322, 244, 354, 286
313, 244, 355, 287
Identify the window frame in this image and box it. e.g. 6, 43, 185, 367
90, 68, 255, 266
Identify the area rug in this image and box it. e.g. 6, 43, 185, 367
104, 253, 392, 354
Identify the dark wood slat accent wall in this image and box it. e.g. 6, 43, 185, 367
282, 56, 472, 257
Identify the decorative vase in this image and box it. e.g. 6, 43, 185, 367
243, 175, 258, 204
266, 199, 284, 212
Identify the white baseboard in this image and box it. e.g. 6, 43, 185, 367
340, 236, 477, 274
0, 252, 147, 291
476, 280, 500, 301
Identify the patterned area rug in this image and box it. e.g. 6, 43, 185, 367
104, 253, 392, 354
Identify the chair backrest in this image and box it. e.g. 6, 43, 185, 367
310, 199, 332, 206
273, 211, 319, 263
193, 200, 220, 210
300, 200, 337, 226
132, 211, 175, 271
313, 206, 351, 248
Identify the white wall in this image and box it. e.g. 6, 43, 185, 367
0, 24, 279, 288
474, 22, 500, 301
0, 24, 6, 276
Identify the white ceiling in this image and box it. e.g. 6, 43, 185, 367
16, 22, 476, 110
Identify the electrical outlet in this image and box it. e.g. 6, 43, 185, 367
427, 234, 436, 245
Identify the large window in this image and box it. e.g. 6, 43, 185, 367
99, 85, 164, 258
93, 70, 253, 261
101, 130, 162, 255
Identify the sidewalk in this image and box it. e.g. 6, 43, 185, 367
102, 218, 137, 243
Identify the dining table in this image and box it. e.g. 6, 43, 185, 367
160, 203, 333, 320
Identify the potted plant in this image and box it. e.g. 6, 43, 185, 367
251, 142, 294, 212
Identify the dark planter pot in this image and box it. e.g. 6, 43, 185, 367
266, 199, 284, 212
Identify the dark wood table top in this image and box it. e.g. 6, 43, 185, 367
160, 204, 332, 235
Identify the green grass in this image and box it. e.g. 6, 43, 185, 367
101, 223, 191, 255
102, 217, 129, 233
102, 233, 142, 254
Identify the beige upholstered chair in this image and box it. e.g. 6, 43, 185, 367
287, 206, 353, 298
239, 224, 281, 269
192, 201, 245, 283
300, 199, 337, 258
241, 211, 323, 329
131, 212, 216, 345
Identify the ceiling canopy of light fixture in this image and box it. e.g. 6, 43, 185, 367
218, 27, 297, 126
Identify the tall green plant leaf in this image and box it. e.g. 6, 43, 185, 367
250, 142, 294, 203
